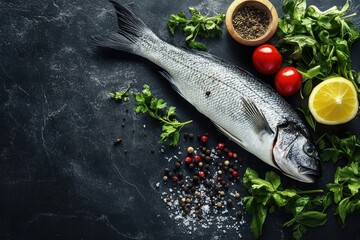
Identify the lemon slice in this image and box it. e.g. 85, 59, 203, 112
308, 77, 359, 125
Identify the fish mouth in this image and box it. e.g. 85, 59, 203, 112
299, 165, 322, 180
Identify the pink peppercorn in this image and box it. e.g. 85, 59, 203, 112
185, 156, 192, 164
194, 155, 201, 163
217, 143, 225, 150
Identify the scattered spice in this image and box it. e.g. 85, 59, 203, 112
158, 134, 246, 236
232, 5, 270, 40
187, 146, 195, 154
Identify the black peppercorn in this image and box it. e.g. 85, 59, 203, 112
188, 133, 194, 140
175, 162, 181, 169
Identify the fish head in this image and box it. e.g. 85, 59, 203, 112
273, 124, 321, 183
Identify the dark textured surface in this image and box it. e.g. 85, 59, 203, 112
1, 0, 360, 239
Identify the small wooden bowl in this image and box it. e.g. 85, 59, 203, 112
226, 0, 278, 46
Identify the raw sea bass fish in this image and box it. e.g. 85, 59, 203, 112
92, 1, 321, 183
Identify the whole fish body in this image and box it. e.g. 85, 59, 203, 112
92, 1, 321, 183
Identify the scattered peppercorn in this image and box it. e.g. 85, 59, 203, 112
217, 142, 225, 150
201, 135, 208, 143
160, 135, 245, 229
187, 146, 194, 154
199, 171, 205, 178
205, 90, 211, 96
194, 155, 201, 163
175, 162, 181, 169
188, 133, 194, 140
172, 176, 179, 183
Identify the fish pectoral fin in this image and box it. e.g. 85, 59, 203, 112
242, 99, 274, 136
213, 123, 246, 148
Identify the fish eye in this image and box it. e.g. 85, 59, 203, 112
303, 142, 316, 157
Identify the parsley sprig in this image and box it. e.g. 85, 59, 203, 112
317, 133, 360, 227
133, 84, 192, 146
167, 7, 225, 51
317, 133, 360, 163
243, 168, 325, 240
109, 86, 130, 102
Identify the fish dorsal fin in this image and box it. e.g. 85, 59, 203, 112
213, 123, 246, 148
242, 99, 274, 136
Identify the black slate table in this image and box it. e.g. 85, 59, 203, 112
1, 0, 360, 239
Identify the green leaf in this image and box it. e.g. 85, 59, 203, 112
265, 171, 281, 190
133, 84, 192, 146
327, 183, 343, 203
336, 197, 350, 227
293, 0, 307, 20
251, 178, 275, 192
205, 21, 216, 30
294, 211, 327, 227
167, 8, 225, 51
293, 224, 307, 240
188, 40, 207, 51
294, 197, 311, 214
109, 86, 130, 102
167, 106, 176, 118
250, 204, 267, 239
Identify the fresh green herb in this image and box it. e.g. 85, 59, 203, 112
133, 84, 192, 146
327, 162, 360, 227
297, 105, 316, 131
277, 0, 360, 97
317, 133, 360, 163
243, 168, 324, 239
316, 133, 360, 227
109, 86, 130, 102
167, 7, 225, 51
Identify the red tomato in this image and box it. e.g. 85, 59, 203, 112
274, 67, 302, 96
252, 44, 282, 75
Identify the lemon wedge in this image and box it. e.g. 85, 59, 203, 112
308, 77, 359, 125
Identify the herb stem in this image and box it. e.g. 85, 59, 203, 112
342, 13, 357, 20
297, 189, 324, 195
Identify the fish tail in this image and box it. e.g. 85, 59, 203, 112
91, 1, 150, 55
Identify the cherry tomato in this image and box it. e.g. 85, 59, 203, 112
274, 67, 302, 96
252, 44, 282, 75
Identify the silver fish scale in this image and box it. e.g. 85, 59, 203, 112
135, 32, 306, 147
